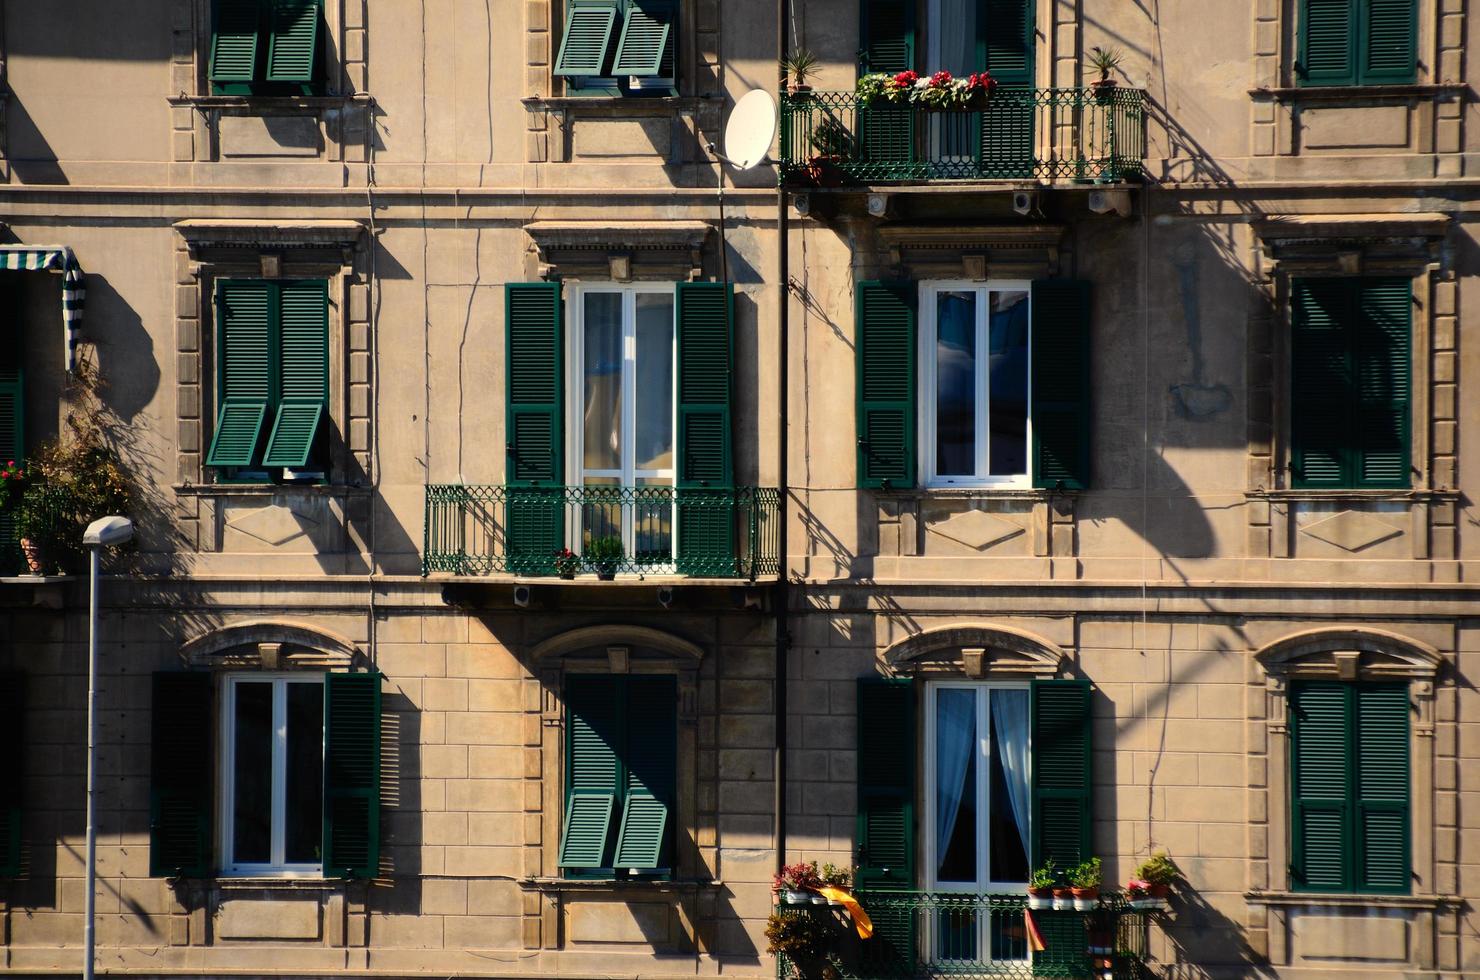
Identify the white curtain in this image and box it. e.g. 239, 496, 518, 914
935, 688, 976, 875
936, 0, 977, 74
990, 689, 1031, 862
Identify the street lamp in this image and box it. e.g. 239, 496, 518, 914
81, 516, 133, 980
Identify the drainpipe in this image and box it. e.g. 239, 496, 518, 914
772, 0, 791, 878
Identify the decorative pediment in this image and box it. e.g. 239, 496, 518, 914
174, 219, 366, 264
524, 221, 713, 281
883, 623, 1065, 677
529, 624, 704, 663
179, 618, 361, 671
1255, 627, 1441, 682
1254, 212, 1450, 275
875, 223, 1064, 280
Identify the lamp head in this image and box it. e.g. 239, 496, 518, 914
83, 516, 134, 548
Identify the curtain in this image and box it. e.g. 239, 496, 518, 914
935, 688, 976, 874
990, 689, 1031, 861
937, 0, 977, 74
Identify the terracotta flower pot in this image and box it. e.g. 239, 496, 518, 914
1147, 882, 1170, 899
1026, 885, 1052, 909
1070, 886, 1099, 910
1051, 886, 1072, 910
19, 537, 42, 575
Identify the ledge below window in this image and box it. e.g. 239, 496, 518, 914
877, 487, 1078, 502
521, 877, 723, 895
173, 483, 371, 498
1244, 890, 1460, 911
1248, 83, 1467, 104
1246, 488, 1459, 503
168, 94, 373, 112
522, 95, 711, 114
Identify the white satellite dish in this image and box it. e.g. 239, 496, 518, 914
723, 90, 778, 170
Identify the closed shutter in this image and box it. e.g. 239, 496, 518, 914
1363, 0, 1417, 83
1299, 0, 1357, 85
1290, 681, 1351, 891
613, 675, 676, 870
856, 281, 917, 489
1030, 280, 1091, 490
150, 673, 214, 878
556, 0, 620, 76
210, 0, 264, 83
977, 0, 1034, 177
263, 280, 328, 468
266, 0, 321, 83
1354, 684, 1410, 892
1291, 279, 1354, 487
208, 281, 272, 468
612, 0, 676, 76
1354, 278, 1411, 488
0, 341, 24, 570
1030, 679, 1092, 871
323, 672, 381, 879
506, 284, 565, 574
0, 673, 25, 876
561, 675, 621, 871
858, 0, 917, 167
856, 677, 915, 886
676, 282, 735, 576
980, 0, 1031, 82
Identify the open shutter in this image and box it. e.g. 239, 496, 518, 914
676, 282, 735, 576
210, 0, 263, 83
856, 677, 915, 886
323, 672, 381, 879
150, 673, 214, 878
1030, 679, 1091, 870
555, 0, 619, 76
1354, 278, 1411, 488
858, 0, 917, 167
1030, 280, 1091, 490
0, 674, 25, 876
1290, 681, 1351, 890
0, 342, 24, 572
613, 0, 676, 76
266, 0, 321, 83
856, 281, 916, 489
263, 280, 328, 468
1362, 0, 1416, 83
1291, 278, 1354, 487
976, 0, 1034, 178
613, 675, 675, 870
1354, 684, 1410, 893
1298, 0, 1357, 86
561, 675, 621, 870
505, 284, 564, 574
208, 281, 272, 468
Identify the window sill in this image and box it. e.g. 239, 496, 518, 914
522, 95, 712, 114
171, 876, 349, 893
173, 483, 371, 498
1248, 83, 1467, 104
168, 94, 372, 113
1247, 488, 1458, 502
1244, 890, 1459, 911
521, 876, 723, 895
877, 486, 1076, 501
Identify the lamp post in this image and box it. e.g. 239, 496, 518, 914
81, 516, 133, 980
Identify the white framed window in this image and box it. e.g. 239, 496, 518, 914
219, 673, 325, 876
566, 283, 678, 564
919, 282, 1032, 487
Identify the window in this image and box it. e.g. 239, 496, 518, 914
1289, 681, 1411, 893
206, 279, 329, 482
209, 0, 325, 96
555, 0, 677, 95
1290, 277, 1411, 489
1297, 0, 1417, 86
558, 674, 676, 878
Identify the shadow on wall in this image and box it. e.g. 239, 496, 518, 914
371, 687, 424, 914
4, 93, 67, 185
1157, 886, 1278, 979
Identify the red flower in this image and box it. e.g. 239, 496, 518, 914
929, 70, 954, 87
968, 71, 997, 91
892, 70, 919, 87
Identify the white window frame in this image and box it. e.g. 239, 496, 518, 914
218, 673, 325, 877
918, 281, 1033, 489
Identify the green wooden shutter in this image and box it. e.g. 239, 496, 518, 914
506, 284, 565, 574
1291, 278, 1354, 487
1354, 684, 1410, 893
612, 0, 676, 76
976, 0, 1034, 178
561, 675, 621, 871
0, 341, 24, 571
1299, 0, 1357, 86
856, 281, 917, 490
1354, 278, 1411, 488
0, 673, 25, 876
859, 0, 915, 73
856, 677, 915, 887
556, 0, 620, 76
1362, 0, 1417, 83
1030, 679, 1092, 871
1030, 280, 1091, 490
208, 281, 272, 468
263, 280, 328, 468
1290, 681, 1352, 890
150, 672, 214, 878
676, 282, 735, 576
613, 675, 675, 871
323, 672, 381, 879
210, 0, 264, 83
266, 0, 321, 83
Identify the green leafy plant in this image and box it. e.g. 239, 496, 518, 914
1088, 45, 1124, 83
1028, 861, 1058, 890
782, 48, 820, 90
809, 116, 856, 159
15, 419, 134, 573
765, 910, 838, 980
586, 535, 624, 562
1135, 851, 1181, 886
1068, 857, 1102, 889
820, 863, 852, 890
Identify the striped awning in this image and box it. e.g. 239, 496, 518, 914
0, 246, 86, 372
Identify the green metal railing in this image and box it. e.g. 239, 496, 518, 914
775, 891, 1152, 979
423, 484, 780, 580
779, 87, 1145, 184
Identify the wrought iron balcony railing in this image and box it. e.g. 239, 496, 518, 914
774, 891, 1153, 980
423, 484, 780, 581
778, 87, 1145, 184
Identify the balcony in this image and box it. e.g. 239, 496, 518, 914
774, 891, 1153, 979
778, 87, 1145, 185
423, 484, 780, 581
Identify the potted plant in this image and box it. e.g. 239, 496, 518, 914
1133, 851, 1181, 902
804, 116, 855, 185
553, 547, 580, 579
1068, 857, 1102, 910
1088, 45, 1123, 97
820, 863, 852, 905
585, 535, 624, 580
1026, 861, 1056, 909
765, 907, 837, 980
773, 860, 823, 905
0, 459, 37, 573
783, 48, 819, 96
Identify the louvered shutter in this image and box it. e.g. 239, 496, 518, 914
210, 0, 264, 83
1290, 682, 1351, 890
555, 0, 620, 76
1030, 679, 1092, 871
0, 673, 25, 876
561, 675, 621, 871
613, 675, 676, 870
505, 284, 565, 574
675, 282, 735, 576
976, 0, 1034, 177
208, 281, 272, 468
1291, 279, 1354, 487
1299, 0, 1357, 86
266, 0, 321, 83
856, 677, 915, 887
263, 280, 328, 468
1362, 0, 1416, 83
323, 672, 381, 879
1354, 278, 1411, 488
0, 341, 24, 572
1030, 280, 1091, 490
150, 673, 214, 878
612, 0, 676, 76
856, 281, 917, 489
858, 0, 917, 167
1354, 684, 1410, 892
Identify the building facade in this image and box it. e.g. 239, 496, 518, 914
0, 0, 1475, 977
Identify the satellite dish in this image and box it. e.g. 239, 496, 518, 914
723, 90, 778, 170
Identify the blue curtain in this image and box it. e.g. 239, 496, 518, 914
935, 688, 976, 876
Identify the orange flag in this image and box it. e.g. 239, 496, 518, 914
1024, 909, 1047, 953
816, 886, 874, 939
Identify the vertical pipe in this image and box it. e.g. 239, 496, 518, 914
773, 0, 791, 878
84, 545, 99, 980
